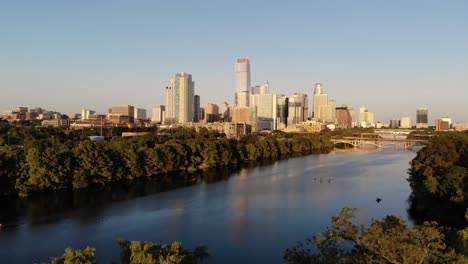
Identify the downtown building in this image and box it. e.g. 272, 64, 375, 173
235, 58, 251, 107
359, 106, 375, 128
287, 93, 308, 127
165, 72, 195, 124
151, 105, 165, 123
312, 83, 336, 123
400, 116, 412, 129
416, 108, 429, 129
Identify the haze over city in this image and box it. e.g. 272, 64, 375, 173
1, 0, 467, 123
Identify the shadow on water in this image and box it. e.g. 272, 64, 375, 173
0, 159, 288, 229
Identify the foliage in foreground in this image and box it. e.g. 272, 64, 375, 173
46, 240, 209, 264
408, 132, 468, 227
284, 207, 468, 264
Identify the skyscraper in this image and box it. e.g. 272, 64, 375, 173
416, 108, 429, 129
151, 105, 165, 123
193, 95, 200, 122
400, 116, 412, 128
312, 83, 329, 122
235, 58, 251, 107
165, 72, 195, 123
287, 93, 308, 126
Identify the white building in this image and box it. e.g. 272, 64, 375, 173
235, 58, 251, 107
152, 105, 165, 123
81, 109, 95, 120
400, 116, 412, 128
359, 106, 375, 128
164, 72, 195, 124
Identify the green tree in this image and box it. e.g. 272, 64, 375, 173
48, 247, 96, 264
284, 207, 468, 264
118, 240, 209, 264
72, 141, 114, 188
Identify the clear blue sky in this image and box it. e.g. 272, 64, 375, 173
1, 0, 467, 124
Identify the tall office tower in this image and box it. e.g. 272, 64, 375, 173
164, 86, 174, 123
341, 104, 355, 126
390, 120, 400, 128
320, 100, 336, 123
81, 109, 95, 120
336, 106, 352, 128
205, 103, 220, 123
250, 93, 278, 131
235, 58, 251, 107
400, 116, 412, 128
151, 105, 165, 123
359, 106, 375, 128
222, 102, 231, 122
276, 95, 288, 129
193, 95, 201, 122
251, 81, 269, 95
312, 83, 328, 121
109, 105, 135, 123
287, 93, 308, 126
165, 72, 195, 123
416, 108, 429, 129
134, 108, 147, 120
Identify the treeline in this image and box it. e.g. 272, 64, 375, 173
0, 123, 333, 197
284, 207, 468, 263
408, 131, 468, 227
46, 240, 208, 264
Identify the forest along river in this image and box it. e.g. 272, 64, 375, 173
0, 149, 416, 263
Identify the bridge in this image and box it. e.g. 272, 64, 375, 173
331, 137, 428, 149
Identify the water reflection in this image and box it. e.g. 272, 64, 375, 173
0, 150, 416, 264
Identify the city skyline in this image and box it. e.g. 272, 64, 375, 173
1, 1, 467, 123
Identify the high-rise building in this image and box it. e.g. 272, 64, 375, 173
390, 120, 400, 128
416, 108, 429, 129
359, 106, 375, 128
108, 105, 135, 123
287, 93, 308, 126
81, 109, 95, 120
193, 95, 201, 122
134, 108, 147, 121
235, 58, 251, 107
165, 72, 195, 123
341, 104, 355, 127
400, 116, 412, 129
151, 105, 165, 123
165, 86, 174, 123
336, 106, 352, 128
313, 83, 328, 121
276, 95, 288, 129
205, 103, 220, 123
250, 93, 278, 131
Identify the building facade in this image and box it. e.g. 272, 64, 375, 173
287, 93, 308, 127
235, 58, 251, 107
416, 108, 429, 129
165, 72, 195, 124
151, 105, 165, 123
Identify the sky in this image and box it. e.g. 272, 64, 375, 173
1, 0, 467, 124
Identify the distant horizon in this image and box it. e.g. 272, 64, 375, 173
1, 1, 467, 123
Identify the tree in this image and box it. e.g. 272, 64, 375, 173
48, 247, 96, 264
284, 207, 468, 264
72, 141, 114, 188
118, 240, 209, 264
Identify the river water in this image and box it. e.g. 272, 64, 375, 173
0, 149, 416, 263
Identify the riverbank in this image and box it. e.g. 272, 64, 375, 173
0, 130, 333, 197
0, 150, 416, 263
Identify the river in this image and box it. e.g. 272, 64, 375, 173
0, 149, 416, 263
